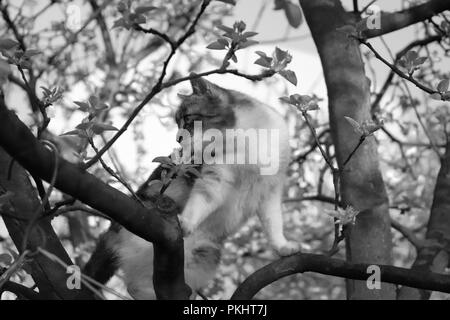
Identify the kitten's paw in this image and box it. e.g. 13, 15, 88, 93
273, 240, 302, 257
179, 215, 195, 237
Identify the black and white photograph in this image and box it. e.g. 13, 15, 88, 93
0, 0, 449, 308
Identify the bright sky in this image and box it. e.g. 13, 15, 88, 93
4, 0, 447, 185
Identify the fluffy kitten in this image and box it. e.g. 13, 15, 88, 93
86, 77, 300, 299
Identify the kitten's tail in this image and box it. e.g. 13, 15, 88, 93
82, 224, 121, 291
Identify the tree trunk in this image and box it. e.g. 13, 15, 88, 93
299, 0, 395, 299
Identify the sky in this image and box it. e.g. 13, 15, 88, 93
4, 0, 448, 182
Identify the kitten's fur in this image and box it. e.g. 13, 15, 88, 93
92, 78, 300, 299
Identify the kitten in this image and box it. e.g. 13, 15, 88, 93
86, 77, 300, 299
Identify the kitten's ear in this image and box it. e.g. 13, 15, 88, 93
190, 74, 219, 95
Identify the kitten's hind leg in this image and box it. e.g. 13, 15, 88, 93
257, 182, 301, 256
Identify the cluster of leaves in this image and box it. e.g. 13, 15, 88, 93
112, 1, 160, 30
41, 86, 64, 106
430, 79, 450, 101
0, 39, 41, 70
62, 96, 118, 140
434, 20, 450, 38
279, 94, 320, 113
207, 21, 259, 60
397, 50, 427, 76
150, 149, 201, 194
344, 116, 383, 137
255, 47, 297, 85
0, 38, 41, 86
325, 206, 359, 228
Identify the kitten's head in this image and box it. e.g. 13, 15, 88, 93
175, 77, 237, 134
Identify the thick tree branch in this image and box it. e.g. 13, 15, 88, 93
0, 99, 189, 299
363, 0, 450, 39
0, 148, 91, 299
231, 252, 450, 299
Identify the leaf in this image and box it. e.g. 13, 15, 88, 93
152, 156, 173, 165
76, 122, 93, 131
112, 18, 126, 29
273, 0, 285, 10
274, 46, 287, 62
217, 38, 229, 46
414, 56, 427, 65
344, 116, 363, 135
254, 51, 272, 68
233, 21, 246, 32
133, 14, 147, 25
437, 79, 449, 92
19, 60, 32, 69
135, 6, 158, 14
216, 24, 234, 34
23, 49, 42, 58
279, 96, 292, 104
279, 69, 297, 86
405, 50, 418, 62
74, 101, 90, 112
41, 86, 52, 96
242, 31, 258, 38
88, 95, 99, 108
60, 129, 81, 137
91, 122, 119, 134
443, 91, 450, 101
206, 41, 227, 50
283, 1, 303, 28
254, 57, 271, 67
0, 38, 19, 50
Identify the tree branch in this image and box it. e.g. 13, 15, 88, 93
363, 0, 450, 39
231, 252, 450, 299
0, 98, 189, 299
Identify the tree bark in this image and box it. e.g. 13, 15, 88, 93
299, 0, 395, 299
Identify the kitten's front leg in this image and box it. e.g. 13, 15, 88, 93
258, 183, 301, 256
180, 167, 232, 236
